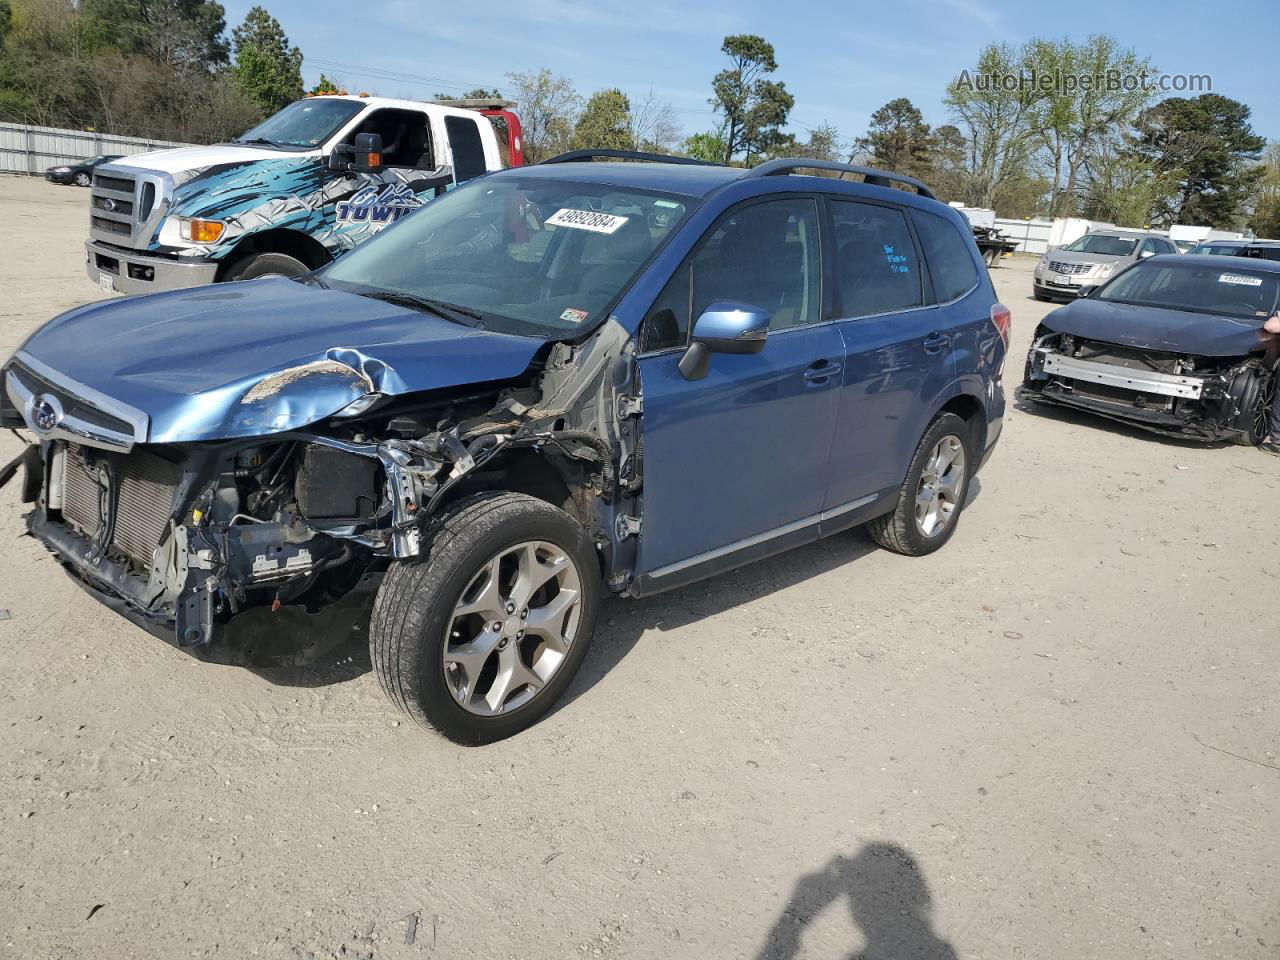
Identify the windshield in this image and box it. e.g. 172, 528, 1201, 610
1062, 234, 1138, 256
1097, 261, 1280, 319
236, 98, 363, 149
321, 176, 695, 337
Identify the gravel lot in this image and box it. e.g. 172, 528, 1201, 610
1, 174, 1277, 960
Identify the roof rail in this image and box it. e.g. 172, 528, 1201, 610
541, 149, 722, 167
743, 158, 937, 200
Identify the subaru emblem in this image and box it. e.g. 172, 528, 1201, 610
29, 394, 63, 433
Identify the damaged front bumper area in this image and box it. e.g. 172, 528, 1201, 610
1, 320, 641, 665
1019, 331, 1270, 442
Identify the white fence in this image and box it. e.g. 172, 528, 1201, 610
993, 217, 1054, 255
0, 123, 192, 175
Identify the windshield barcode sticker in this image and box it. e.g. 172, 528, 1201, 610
546, 209, 629, 234
1219, 273, 1262, 286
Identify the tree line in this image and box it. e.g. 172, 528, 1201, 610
0, 0, 305, 143
2, 12, 1275, 235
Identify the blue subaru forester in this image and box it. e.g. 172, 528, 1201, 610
2, 150, 1008, 743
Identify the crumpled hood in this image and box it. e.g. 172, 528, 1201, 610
1042, 297, 1268, 357
12, 279, 545, 442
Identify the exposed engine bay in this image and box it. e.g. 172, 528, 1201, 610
1021, 327, 1275, 443
1, 320, 644, 666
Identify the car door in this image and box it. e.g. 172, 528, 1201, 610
635, 197, 844, 576
823, 198, 956, 514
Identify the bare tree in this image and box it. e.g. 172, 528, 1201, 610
629, 89, 680, 153
505, 69, 580, 163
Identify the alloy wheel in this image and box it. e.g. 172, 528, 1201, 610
443, 540, 583, 716
914, 435, 966, 538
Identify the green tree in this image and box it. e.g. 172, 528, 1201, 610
682, 130, 728, 163
311, 73, 339, 95
506, 68, 579, 163
857, 98, 932, 180
945, 42, 1040, 208
1079, 137, 1174, 227
1026, 35, 1156, 216
1250, 142, 1280, 239
0, 0, 13, 47
230, 6, 301, 115
930, 123, 971, 202
83, 0, 229, 70
709, 34, 794, 164
435, 87, 503, 100
1129, 93, 1266, 227
571, 88, 633, 151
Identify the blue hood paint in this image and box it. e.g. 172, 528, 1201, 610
17, 279, 544, 443
1042, 298, 1268, 357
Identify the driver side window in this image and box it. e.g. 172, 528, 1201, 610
344, 109, 433, 170
640, 198, 821, 352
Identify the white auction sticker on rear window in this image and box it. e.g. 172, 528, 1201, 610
1219, 273, 1262, 286
546, 208, 629, 234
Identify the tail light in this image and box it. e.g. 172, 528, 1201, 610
991, 302, 1011, 346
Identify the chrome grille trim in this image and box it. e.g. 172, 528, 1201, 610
1047, 260, 1093, 275
88, 165, 173, 248
7, 351, 149, 451
62, 443, 181, 566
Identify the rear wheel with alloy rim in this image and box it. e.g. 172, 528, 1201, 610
371, 492, 599, 744
868, 412, 973, 556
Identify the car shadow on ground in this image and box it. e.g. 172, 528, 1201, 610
1013, 392, 1237, 450
753, 842, 959, 960
251, 479, 986, 699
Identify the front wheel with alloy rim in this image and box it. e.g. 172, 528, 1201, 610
370, 492, 600, 744
74, 172, 91, 187
867, 412, 973, 556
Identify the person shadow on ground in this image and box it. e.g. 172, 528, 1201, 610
754, 843, 959, 960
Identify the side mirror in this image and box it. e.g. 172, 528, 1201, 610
678, 300, 770, 381
1077, 285, 1099, 298
329, 132, 383, 174
1139, 249, 1155, 258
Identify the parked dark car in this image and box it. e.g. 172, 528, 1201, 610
1187, 240, 1249, 257
3, 152, 1008, 743
45, 154, 123, 187
1021, 254, 1278, 444
1186, 240, 1280, 262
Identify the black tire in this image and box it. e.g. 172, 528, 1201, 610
74, 171, 91, 187
370, 492, 600, 744
1227, 364, 1275, 446
983, 247, 999, 267
221, 251, 309, 282
867, 412, 973, 556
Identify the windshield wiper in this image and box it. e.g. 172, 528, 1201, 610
236, 137, 282, 147
358, 291, 483, 327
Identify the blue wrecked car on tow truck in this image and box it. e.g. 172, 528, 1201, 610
2, 150, 1009, 743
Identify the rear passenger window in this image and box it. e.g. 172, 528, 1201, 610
444, 116, 487, 182
830, 200, 922, 317
910, 210, 981, 303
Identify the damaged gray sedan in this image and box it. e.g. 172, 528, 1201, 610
2, 155, 1006, 742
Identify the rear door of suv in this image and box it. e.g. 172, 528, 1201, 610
821, 197, 956, 520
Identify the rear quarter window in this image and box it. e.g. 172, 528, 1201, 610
910, 209, 981, 303
445, 116, 487, 182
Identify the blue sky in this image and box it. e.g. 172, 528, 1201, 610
225, 0, 1280, 145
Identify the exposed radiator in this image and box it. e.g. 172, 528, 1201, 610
62, 443, 181, 565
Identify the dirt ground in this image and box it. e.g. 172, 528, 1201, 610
1, 174, 1277, 960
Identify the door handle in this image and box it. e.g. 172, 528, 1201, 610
803, 359, 842, 383
922, 332, 950, 354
